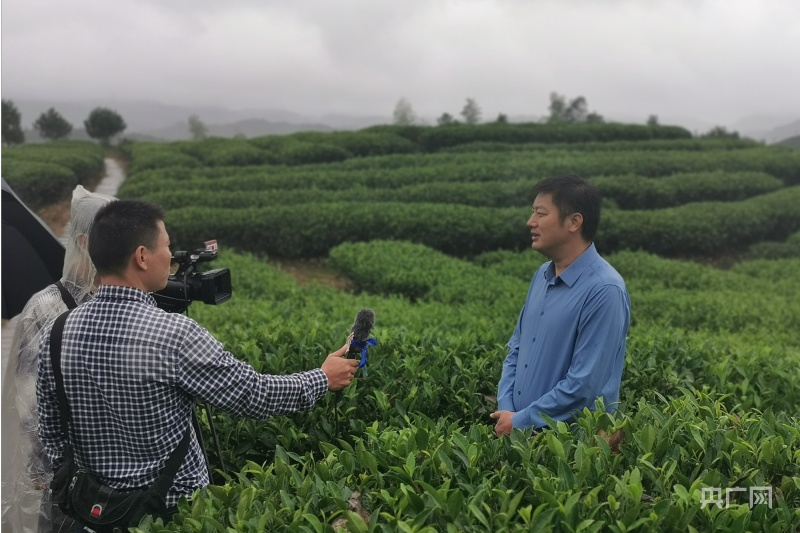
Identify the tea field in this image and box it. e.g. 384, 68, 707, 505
21, 124, 800, 531
155, 245, 800, 532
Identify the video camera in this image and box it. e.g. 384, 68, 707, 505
153, 240, 232, 314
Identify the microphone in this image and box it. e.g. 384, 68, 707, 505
348, 308, 376, 375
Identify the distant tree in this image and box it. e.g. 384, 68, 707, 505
547, 93, 567, 123
495, 113, 508, 124
393, 98, 416, 126
2, 99, 25, 145
188, 114, 208, 140
702, 126, 740, 139
548, 92, 602, 124
460, 98, 482, 125
85, 107, 126, 145
585, 112, 604, 124
564, 96, 588, 123
33, 108, 73, 141
437, 113, 456, 126
646, 115, 659, 126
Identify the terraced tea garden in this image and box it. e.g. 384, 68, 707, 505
12, 123, 800, 531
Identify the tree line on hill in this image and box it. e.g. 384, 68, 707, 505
393, 93, 610, 127
393, 93, 741, 139
2, 92, 742, 148
1, 99, 127, 146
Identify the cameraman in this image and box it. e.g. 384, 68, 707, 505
36, 200, 358, 526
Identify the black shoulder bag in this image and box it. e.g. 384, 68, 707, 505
48, 310, 193, 532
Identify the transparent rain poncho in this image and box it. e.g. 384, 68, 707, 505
2, 185, 115, 533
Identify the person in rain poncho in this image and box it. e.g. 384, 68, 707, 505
1, 186, 115, 533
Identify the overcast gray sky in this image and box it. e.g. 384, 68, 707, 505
2, 0, 798, 129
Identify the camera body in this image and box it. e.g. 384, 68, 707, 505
153, 240, 232, 314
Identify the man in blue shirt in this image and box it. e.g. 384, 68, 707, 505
491, 176, 630, 436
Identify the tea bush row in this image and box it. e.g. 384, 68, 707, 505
162, 186, 800, 259
476, 248, 800, 298
334, 146, 800, 184
369, 122, 693, 151
440, 138, 762, 154
598, 186, 800, 256
134, 170, 781, 211
124, 132, 418, 173
328, 241, 800, 349
744, 230, 800, 260
122, 147, 800, 203
1, 141, 106, 208
592, 171, 782, 209
164, 202, 528, 258
125, 125, 708, 177
251, 131, 418, 158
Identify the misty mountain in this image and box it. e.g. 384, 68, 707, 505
774, 135, 800, 150
11, 99, 385, 138
762, 119, 800, 144
731, 115, 800, 142
144, 119, 334, 141
12, 99, 313, 133
9, 98, 797, 142
731, 114, 786, 133
318, 113, 393, 130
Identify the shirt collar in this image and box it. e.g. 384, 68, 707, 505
543, 243, 600, 288
94, 285, 158, 307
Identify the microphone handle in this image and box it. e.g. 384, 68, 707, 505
347, 340, 363, 358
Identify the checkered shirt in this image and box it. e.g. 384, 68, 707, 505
37, 285, 328, 506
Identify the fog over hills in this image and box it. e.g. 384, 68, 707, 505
757, 119, 800, 144
4, 1, 798, 145
11, 98, 800, 144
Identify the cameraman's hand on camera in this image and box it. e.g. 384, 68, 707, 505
322, 341, 359, 391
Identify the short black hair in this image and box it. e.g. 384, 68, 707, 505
88, 200, 166, 276
531, 175, 601, 241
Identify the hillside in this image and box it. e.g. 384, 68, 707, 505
775, 134, 800, 150
763, 118, 800, 143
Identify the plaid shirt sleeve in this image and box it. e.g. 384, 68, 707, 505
175, 317, 328, 419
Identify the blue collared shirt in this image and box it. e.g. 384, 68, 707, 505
497, 244, 630, 430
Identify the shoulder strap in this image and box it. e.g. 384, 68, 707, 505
149, 413, 196, 497
50, 308, 194, 497
55, 281, 79, 310
49, 310, 74, 442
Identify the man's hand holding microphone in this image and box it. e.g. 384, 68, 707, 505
323, 308, 376, 391
322, 342, 359, 391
